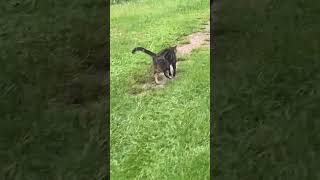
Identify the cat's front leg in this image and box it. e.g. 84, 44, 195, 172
163, 70, 172, 79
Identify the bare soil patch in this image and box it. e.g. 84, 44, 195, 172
176, 23, 210, 56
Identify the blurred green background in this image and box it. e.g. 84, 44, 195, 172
214, 0, 320, 179
0, 1, 108, 179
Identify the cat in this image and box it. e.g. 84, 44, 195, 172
132, 46, 177, 84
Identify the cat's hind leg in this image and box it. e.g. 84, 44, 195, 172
154, 73, 161, 84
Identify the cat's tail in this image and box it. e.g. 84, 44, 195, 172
132, 47, 156, 57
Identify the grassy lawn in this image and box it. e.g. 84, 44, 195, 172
111, 0, 210, 179
214, 0, 320, 179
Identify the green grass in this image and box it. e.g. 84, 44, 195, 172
0, 1, 107, 179
111, 0, 210, 179
111, 0, 137, 5
214, 0, 320, 179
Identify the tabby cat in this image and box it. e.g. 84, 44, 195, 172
132, 46, 177, 84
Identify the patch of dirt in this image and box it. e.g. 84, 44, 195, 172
131, 22, 210, 95
176, 22, 210, 57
